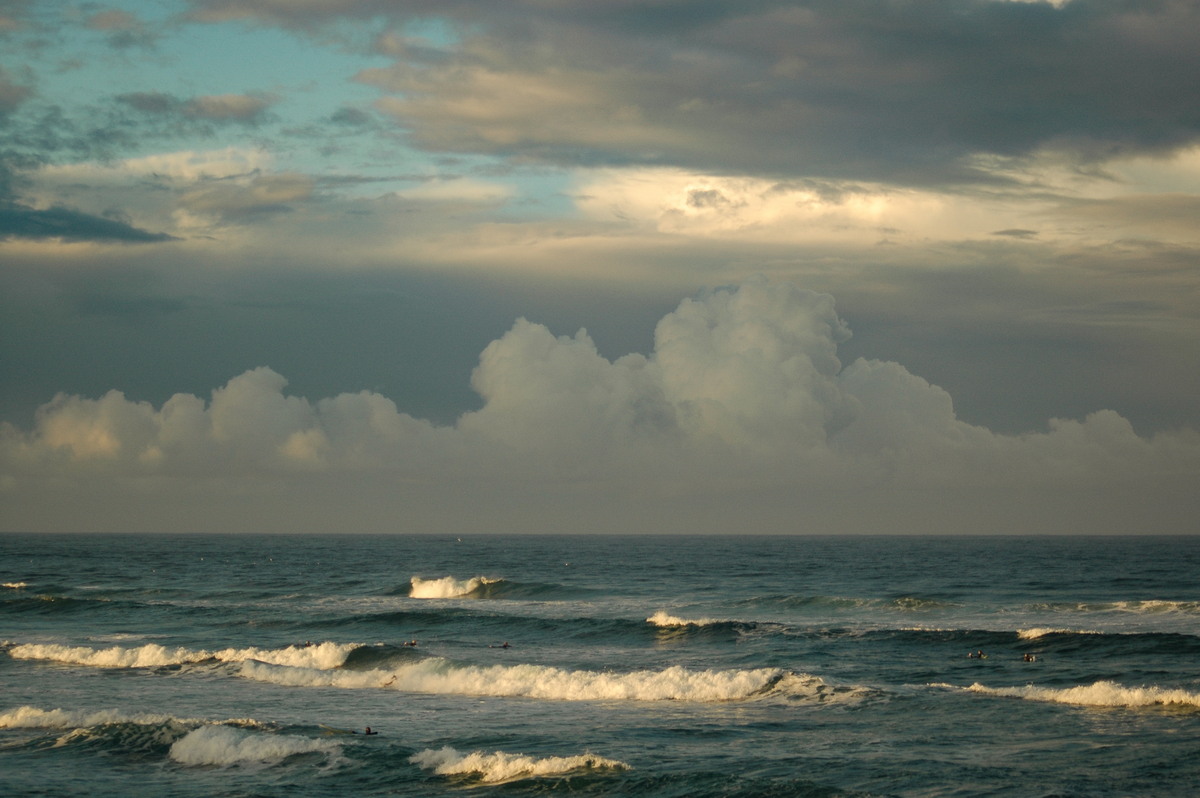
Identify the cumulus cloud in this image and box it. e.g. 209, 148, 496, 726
3, 279, 1196, 533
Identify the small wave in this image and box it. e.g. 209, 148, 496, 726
1017, 627, 1102, 640
957, 681, 1200, 708
646, 610, 722, 627
2, 581, 28, 589
1030, 600, 1200, 615
0, 706, 207, 730
409, 576, 501, 599
410, 745, 629, 783
8, 640, 360, 670
169, 725, 342, 768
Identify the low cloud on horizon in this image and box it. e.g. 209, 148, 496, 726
3, 280, 1195, 535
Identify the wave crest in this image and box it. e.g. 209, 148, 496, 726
962, 680, 1200, 708
238, 657, 860, 704
409, 575, 500, 599
410, 745, 629, 783
8, 640, 359, 670
646, 610, 722, 627
169, 725, 341, 767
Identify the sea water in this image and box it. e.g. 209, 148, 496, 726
2, 533, 1199, 797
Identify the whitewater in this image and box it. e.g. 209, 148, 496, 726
3, 533, 1199, 797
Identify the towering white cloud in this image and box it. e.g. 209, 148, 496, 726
1, 279, 1196, 533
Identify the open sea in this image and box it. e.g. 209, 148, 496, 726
2, 533, 1199, 797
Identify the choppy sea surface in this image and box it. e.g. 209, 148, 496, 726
2, 533, 1199, 797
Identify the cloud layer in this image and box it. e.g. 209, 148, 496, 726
3, 280, 1195, 534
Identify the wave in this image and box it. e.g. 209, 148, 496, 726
8, 640, 360, 670
238, 657, 864, 704
408, 575, 501, 599
1028, 600, 1200, 615
410, 745, 629, 783
736, 594, 956, 612
957, 680, 1200, 709
0, 706, 211, 730
169, 725, 342, 768
404, 575, 569, 600
646, 610, 723, 627
1017, 627, 1102, 639
2, 581, 28, 589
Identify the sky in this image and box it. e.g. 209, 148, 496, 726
1, 0, 1198, 534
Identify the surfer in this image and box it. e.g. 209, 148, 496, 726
968, 650, 986, 659
363, 727, 378, 735
490, 641, 510, 649
403, 639, 417, 647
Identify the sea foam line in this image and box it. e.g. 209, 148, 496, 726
409, 575, 498, 599
239, 658, 850, 704
410, 745, 629, 783
7, 640, 359, 670
0, 706, 203, 730
952, 681, 1200, 708
1017, 627, 1102, 639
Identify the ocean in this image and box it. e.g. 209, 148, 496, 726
2, 533, 1198, 797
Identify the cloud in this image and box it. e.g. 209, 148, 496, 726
0, 67, 32, 117
303, 0, 1200, 185
3, 279, 1196, 533
116, 92, 276, 124
0, 203, 176, 243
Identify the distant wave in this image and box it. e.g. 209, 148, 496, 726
0, 706, 214, 730
169, 725, 343, 768
8, 640, 360, 670
646, 610, 723, 627
950, 681, 1200, 708
2, 581, 28, 589
1017, 627, 1102, 639
238, 657, 866, 705
737, 594, 956, 612
410, 745, 629, 783
1028, 600, 1200, 615
409, 576, 502, 599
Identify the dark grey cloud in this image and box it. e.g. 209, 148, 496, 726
187, 0, 1200, 186
0, 202, 176, 242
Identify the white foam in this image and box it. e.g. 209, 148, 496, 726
0, 706, 192, 729
410, 745, 629, 782
8, 640, 359, 670
409, 575, 497, 599
1017, 627, 1101, 639
646, 610, 721, 627
169, 725, 341, 767
2, 581, 28, 589
962, 680, 1200, 708
239, 657, 826, 703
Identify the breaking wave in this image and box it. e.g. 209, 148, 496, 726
2, 581, 28, 589
954, 681, 1200, 708
646, 610, 723, 627
409, 575, 501, 599
238, 657, 863, 704
169, 725, 342, 768
410, 745, 629, 783
8, 640, 359, 670
1017, 627, 1102, 639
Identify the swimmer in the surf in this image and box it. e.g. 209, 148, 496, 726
1023, 653, 1036, 662
489, 641, 510, 649
363, 727, 378, 735
968, 650, 986, 659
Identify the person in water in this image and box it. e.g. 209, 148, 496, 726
968, 650, 986, 659
363, 727, 378, 735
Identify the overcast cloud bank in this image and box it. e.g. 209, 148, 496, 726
2, 280, 1195, 535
